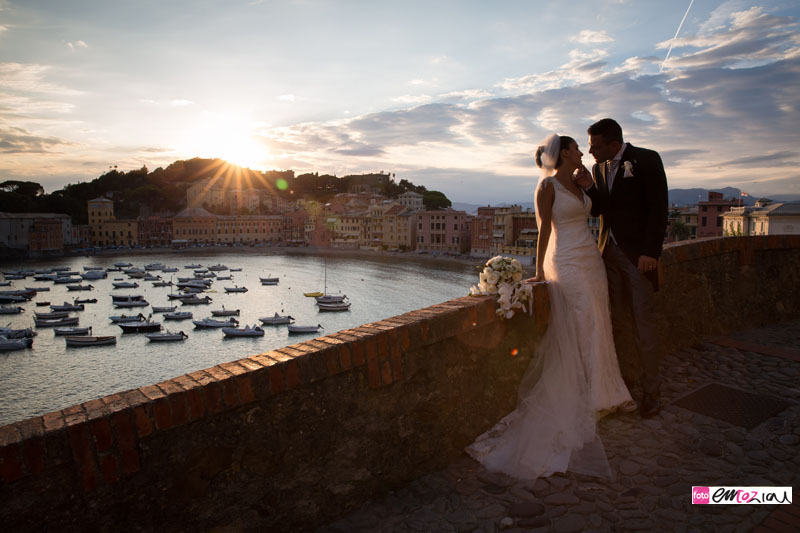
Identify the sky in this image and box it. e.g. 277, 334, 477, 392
1, 0, 799, 204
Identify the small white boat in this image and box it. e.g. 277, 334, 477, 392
318, 301, 351, 311
0, 335, 33, 351
50, 302, 85, 312
65, 335, 116, 347
211, 307, 240, 317
229, 268, 242, 272
112, 294, 146, 303
3, 274, 25, 280
181, 295, 212, 305
288, 324, 323, 334
80, 271, 106, 280
260, 276, 279, 284
113, 281, 139, 289
163, 311, 193, 321
224, 286, 248, 293
162, 267, 178, 273
66, 284, 94, 291
208, 264, 228, 271
74, 298, 97, 304
193, 317, 238, 328
142, 275, 160, 281
222, 325, 264, 338
0, 305, 23, 314
54, 326, 92, 336
145, 330, 187, 342
113, 295, 149, 308
259, 312, 294, 325
54, 277, 82, 284
152, 281, 172, 287
152, 305, 177, 313
215, 275, 232, 280
184, 264, 202, 269
144, 263, 166, 271
114, 262, 133, 267
83, 266, 103, 271
114, 300, 149, 308
35, 316, 79, 327
315, 294, 348, 304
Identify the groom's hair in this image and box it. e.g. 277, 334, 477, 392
588, 118, 623, 144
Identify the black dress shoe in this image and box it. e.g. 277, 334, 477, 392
640, 393, 661, 418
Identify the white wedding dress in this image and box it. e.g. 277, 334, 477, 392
467, 177, 632, 479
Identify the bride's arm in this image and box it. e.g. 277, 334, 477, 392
530, 180, 554, 282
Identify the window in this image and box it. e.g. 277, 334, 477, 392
702, 206, 707, 212
701, 216, 707, 226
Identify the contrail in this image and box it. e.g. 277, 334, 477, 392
661, 0, 695, 71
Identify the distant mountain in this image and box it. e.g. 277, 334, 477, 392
668, 187, 754, 207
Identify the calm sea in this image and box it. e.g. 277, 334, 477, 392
0, 251, 484, 426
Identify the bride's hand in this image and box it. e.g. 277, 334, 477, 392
526, 273, 545, 283
573, 166, 592, 189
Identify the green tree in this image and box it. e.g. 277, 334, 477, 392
423, 191, 452, 210
670, 220, 691, 241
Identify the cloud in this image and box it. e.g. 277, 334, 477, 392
724, 150, 799, 168
499, 48, 610, 92
0, 25, 8, 34
67, 40, 88, 50
572, 30, 614, 44
0, 62, 82, 95
279, 94, 296, 102
0, 126, 75, 154
391, 94, 432, 104
169, 99, 193, 107
438, 89, 493, 101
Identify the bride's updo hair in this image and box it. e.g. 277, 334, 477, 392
535, 135, 576, 169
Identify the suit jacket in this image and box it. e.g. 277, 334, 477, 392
585, 144, 669, 289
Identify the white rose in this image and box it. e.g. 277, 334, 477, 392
486, 271, 500, 285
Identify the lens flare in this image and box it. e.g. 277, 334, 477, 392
510, 348, 519, 357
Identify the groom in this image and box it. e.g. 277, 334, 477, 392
574, 118, 669, 418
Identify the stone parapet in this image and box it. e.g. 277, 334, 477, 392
1, 235, 799, 531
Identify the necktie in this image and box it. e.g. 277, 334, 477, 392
607, 160, 615, 191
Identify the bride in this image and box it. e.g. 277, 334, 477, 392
466, 133, 634, 479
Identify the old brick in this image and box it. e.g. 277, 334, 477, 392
132, 405, 153, 438
238, 357, 265, 372
324, 347, 340, 376
186, 388, 206, 420
286, 361, 300, 389
67, 424, 100, 492
221, 377, 241, 407
42, 411, 65, 433
110, 411, 140, 475
366, 342, 380, 389
219, 360, 248, 376
90, 417, 114, 453
84, 398, 109, 420
152, 399, 173, 431
17, 417, 44, 440
62, 404, 87, 427
138, 385, 165, 402
350, 339, 365, 366
1, 442, 25, 483
269, 366, 286, 393
338, 344, 352, 371
236, 375, 256, 404
101, 394, 128, 415
167, 391, 189, 427
99, 454, 119, 485
380, 359, 393, 386
21, 437, 46, 475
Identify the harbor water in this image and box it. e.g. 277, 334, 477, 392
0, 251, 482, 426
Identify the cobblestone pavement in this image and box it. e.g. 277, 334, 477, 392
319, 319, 800, 532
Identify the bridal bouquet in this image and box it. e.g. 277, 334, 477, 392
469, 256, 533, 319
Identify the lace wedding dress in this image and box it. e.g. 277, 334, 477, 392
467, 177, 632, 479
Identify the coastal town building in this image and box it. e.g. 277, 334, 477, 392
697, 192, 740, 238
722, 200, 800, 236
397, 191, 424, 212
667, 206, 698, 242
138, 217, 174, 248
470, 207, 496, 258
87, 197, 138, 247
415, 210, 470, 254
0, 212, 75, 256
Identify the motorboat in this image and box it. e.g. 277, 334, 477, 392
163, 311, 193, 321
65, 335, 116, 347
184, 264, 202, 269
315, 294, 348, 304
50, 302, 85, 311
114, 262, 133, 267
181, 295, 212, 305
112, 294, 146, 303
112, 281, 139, 289
113, 295, 149, 308
152, 281, 172, 287
144, 263, 166, 271
118, 320, 162, 333
36, 301, 51, 307
34, 310, 70, 319
229, 268, 242, 272
80, 271, 106, 280
0, 327, 36, 339
54, 326, 92, 336
0, 294, 26, 304
192, 317, 238, 329
0, 281, 10, 287
208, 264, 228, 271
0, 305, 23, 314
74, 298, 97, 304
176, 279, 211, 289
142, 274, 160, 281
109, 313, 147, 324
51, 267, 70, 272
83, 266, 103, 271
211, 307, 240, 317
224, 286, 248, 293
222, 325, 264, 338
26, 286, 50, 292
303, 291, 323, 297
122, 267, 145, 276
3, 274, 25, 280
54, 277, 82, 284
152, 305, 177, 313
260, 276, 279, 284
35, 316, 79, 327
33, 273, 58, 281
215, 275, 232, 280
259, 312, 294, 325
162, 267, 178, 273
66, 284, 94, 291
317, 301, 351, 312
144, 331, 187, 342
288, 324, 324, 334
0, 335, 33, 351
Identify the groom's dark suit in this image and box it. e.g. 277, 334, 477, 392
585, 143, 668, 398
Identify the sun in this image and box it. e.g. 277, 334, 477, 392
179, 111, 267, 169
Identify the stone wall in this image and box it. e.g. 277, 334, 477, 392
1, 235, 799, 531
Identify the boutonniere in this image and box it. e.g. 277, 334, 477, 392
623, 160, 635, 178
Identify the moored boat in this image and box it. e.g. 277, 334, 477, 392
152, 305, 177, 313
0, 326, 36, 339
222, 325, 264, 338
163, 311, 193, 321
35, 301, 51, 307
35, 316, 79, 327
65, 335, 116, 347
54, 326, 92, 336
224, 286, 248, 293
112, 281, 139, 289
144, 331, 188, 342
208, 264, 228, 271
260, 276, 279, 284
181, 295, 212, 305
303, 291, 323, 297
74, 298, 97, 304
0, 305, 23, 314
315, 294, 348, 304
109, 313, 147, 324
118, 320, 162, 333
288, 324, 324, 334
26, 286, 50, 292
211, 307, 240, 317
259, 312, 294, 325
0, 335, 33, 351
192, 317, 238, 329
50, 302, 85, 311
34, 310, 70, 319
66, 284, 94, 291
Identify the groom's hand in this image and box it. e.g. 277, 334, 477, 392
637, 255, 658, 273
573, 166, 593, 189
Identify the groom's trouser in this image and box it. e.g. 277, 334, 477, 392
603, 240, 661, 395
